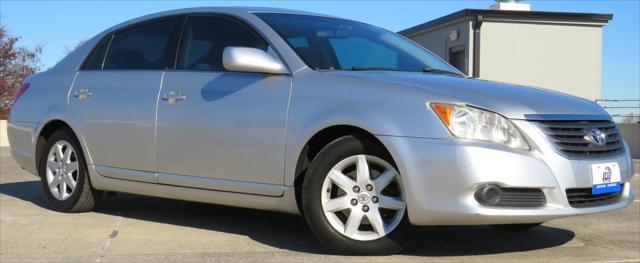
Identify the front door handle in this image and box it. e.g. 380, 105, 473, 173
73, 89, 92, 100
161, 89, 186, 104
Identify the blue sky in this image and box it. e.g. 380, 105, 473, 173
1, 0, 639, 117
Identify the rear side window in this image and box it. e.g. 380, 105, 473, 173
104, 18, 178, 70
176, 16, 267, 71
83, 35, 112, 70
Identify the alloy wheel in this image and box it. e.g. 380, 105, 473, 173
45, 140, 79, 201
321, 154, 406, 241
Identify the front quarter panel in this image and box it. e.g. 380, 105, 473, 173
284, 69, 452, 186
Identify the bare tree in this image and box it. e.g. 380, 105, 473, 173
64, 40, 85, 55
621, 114, 640, 124
0, 25, 42, 119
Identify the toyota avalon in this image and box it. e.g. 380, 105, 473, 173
7, 7, 635, 254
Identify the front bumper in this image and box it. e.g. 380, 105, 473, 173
377, 120, 635, 226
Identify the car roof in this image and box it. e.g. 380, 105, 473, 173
100, 7, 342, 41
118, 6, 336, 26
170, 6, 327, 15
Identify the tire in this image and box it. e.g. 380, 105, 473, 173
491, 223, 542, 231
38, 129, 100, 212
301, 134, 415, 255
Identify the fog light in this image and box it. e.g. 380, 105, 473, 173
475, 184, 503, 206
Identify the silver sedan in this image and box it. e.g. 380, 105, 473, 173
7, 7, 635, 254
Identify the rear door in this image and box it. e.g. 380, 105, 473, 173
155, 15, 291, 196
69, 17, 180, 182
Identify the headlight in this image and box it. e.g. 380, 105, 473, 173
431, 103, 530, 150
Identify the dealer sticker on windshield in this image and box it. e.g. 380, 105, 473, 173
591, 162, 621, 195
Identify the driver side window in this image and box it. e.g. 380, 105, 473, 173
176, 16, 268, 71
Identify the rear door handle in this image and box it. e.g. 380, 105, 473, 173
73, 89, 92, 100
161, 89, 186, 104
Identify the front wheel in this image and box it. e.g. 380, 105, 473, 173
301, 135, 415, 255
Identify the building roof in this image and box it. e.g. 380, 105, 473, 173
399, 9, 613, 36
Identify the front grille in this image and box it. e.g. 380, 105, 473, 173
497, 188, 546, 207
566, 188, 622, 208
535, 120, 624, 158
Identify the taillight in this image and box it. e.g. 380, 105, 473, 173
14, 83, 30, 103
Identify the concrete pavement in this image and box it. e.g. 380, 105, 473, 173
1, 147, 639, 262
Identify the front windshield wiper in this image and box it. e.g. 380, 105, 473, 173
348, 66, 462, 76
422, 68, 462, 76
341, 67, 462, 76
350, 67, 400, 71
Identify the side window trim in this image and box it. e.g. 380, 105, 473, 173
99, 34, 115, 70
171, 16, 188, 70
169, 13, 290, 73
163, 15, 186, 70
80, 33, 113, 71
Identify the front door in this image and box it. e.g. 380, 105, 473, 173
155, 15, 291, 196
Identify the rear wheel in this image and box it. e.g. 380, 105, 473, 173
39, 129, 100, 212
302, 134, 415, 255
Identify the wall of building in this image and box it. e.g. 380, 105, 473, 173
478, 21, 603, 100
407, 19, 473, 75
0, 120, 8, 147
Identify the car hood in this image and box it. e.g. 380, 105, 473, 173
327, 71, 609, 120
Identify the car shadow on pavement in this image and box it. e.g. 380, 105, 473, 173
0, 180, 575, 256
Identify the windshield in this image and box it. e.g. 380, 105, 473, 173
256, 13, 461, 74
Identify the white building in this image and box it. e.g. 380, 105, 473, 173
399, 1, 612, 101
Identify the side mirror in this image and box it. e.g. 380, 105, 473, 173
223, 47, 289, 75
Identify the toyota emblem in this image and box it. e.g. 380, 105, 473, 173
585, 128, 607, 147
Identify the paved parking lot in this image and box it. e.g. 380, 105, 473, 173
1, 147, 638, 262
